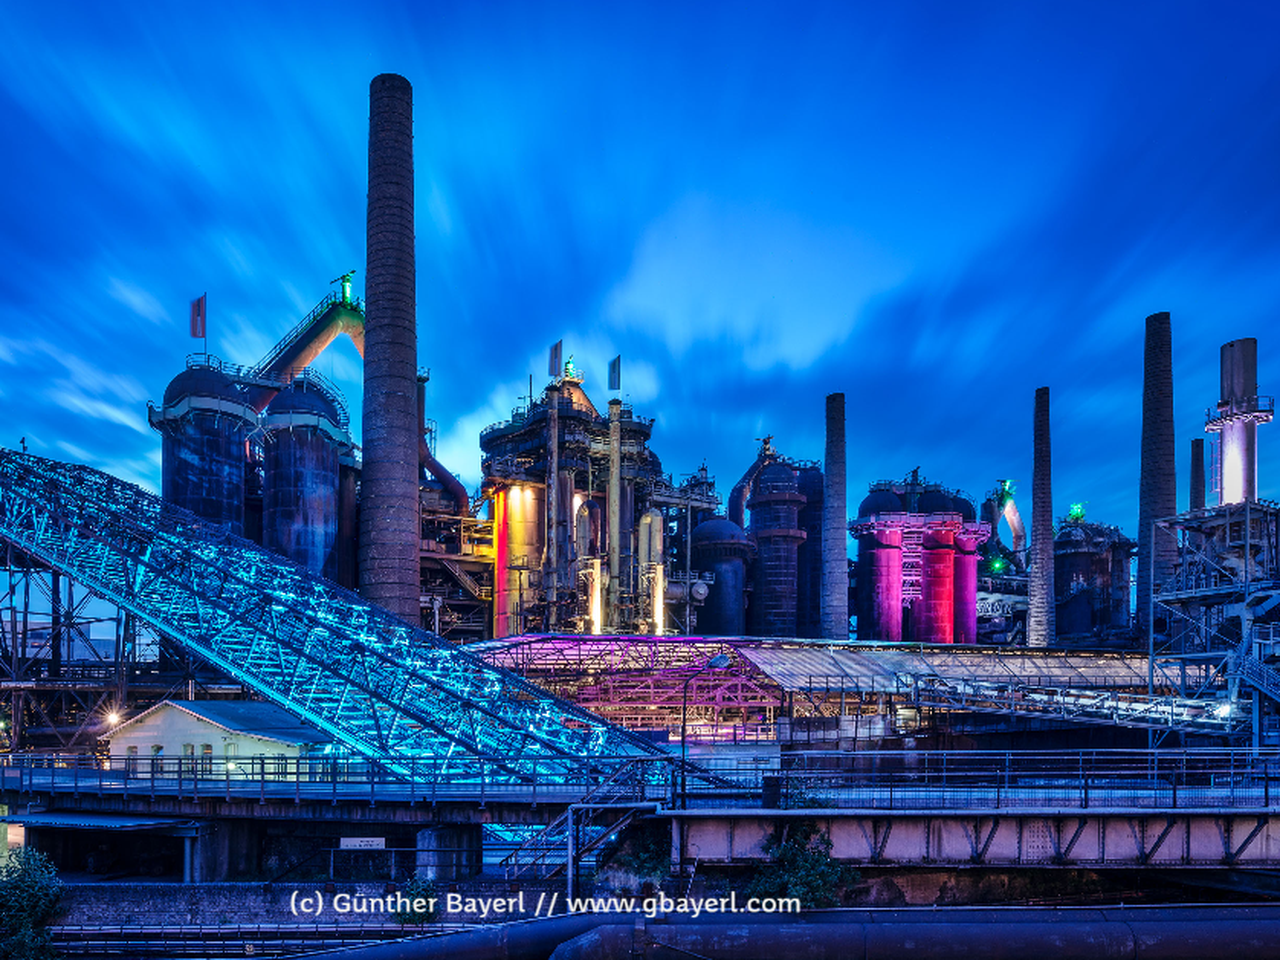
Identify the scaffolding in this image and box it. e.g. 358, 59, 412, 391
1152, 499, 1280, 746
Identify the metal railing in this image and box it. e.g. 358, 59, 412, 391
684, 748, 1280, 812
0, 753, 674, 807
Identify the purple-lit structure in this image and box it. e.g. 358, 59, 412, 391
852, 471, 990, 644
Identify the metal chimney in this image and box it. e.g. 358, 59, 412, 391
1206, 338, 1272, 504
1137, 312, 1176, 636
1028, 386, 1054, 646
359, 74, 421, 623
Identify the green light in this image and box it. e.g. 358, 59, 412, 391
991, 557, 1006, 572
1068, 502, 1086, 521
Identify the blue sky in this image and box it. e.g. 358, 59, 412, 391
1, 1, 1278, 544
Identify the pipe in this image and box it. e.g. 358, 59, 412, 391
728, 457, 767, 529
416, 378, 469, 516
359, 73, 421, 623
1137, 311, 1176, 636
244, 303, 365, 412
608, 399, 621, 631
547, 382, 559, 629
822, 392, 848, 640
1028, 385, 1054, 646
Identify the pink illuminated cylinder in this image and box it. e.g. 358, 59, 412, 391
953, 534, 979, 645
919, 527, 955, 643
871, 527, 903, 642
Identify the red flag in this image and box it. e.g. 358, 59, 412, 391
190, 294, 206, 339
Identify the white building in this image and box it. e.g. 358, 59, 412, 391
106, 700, 332, 774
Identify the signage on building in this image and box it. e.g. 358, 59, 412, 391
977, 592, 1028, 619
339, 837, 386, 850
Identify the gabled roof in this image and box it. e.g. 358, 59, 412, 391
107, 700, 333, 747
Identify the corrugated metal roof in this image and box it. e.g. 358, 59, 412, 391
735, 645, 1150, 693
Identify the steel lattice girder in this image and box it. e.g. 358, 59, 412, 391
0, 450, 662, 777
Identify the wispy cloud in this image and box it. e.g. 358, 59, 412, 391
606, 195, 907, 371
107, 278, 170, 325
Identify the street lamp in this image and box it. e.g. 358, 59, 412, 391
680, 653, 731, 808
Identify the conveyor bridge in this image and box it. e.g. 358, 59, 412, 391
0, 450, 660, 778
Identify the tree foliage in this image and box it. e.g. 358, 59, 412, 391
0, 847, 64, 960
744, 819, 858, 909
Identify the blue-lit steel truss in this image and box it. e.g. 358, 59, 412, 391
0, 450, 663, 777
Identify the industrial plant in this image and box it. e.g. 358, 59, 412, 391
4, 71, 1280, 955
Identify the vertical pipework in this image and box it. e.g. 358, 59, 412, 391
1028, 386, 1054, 646
822, 392, 848, 640
1190, 438, 1206, 511
1137, 312, 1176, 635
360, 73, 420, 623
547, 383, 559, 629
608, 399, 622, 631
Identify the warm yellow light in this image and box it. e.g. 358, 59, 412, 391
590, 559, 603, 635
107, 712, 120, 726
653, 565, 665, 635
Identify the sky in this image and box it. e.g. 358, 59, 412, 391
1, 1, 1279, 546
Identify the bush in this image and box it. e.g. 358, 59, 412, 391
596, 820, 670, 884
394, 875, 438, 925
0, 847, 63, 960
744, 819, 858, 909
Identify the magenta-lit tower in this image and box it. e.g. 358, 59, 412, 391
1206, 338, 1273, 504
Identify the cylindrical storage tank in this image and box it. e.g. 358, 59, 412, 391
494, 483, 543, 638
860, 527, 903, 642
747, 462, 807, 637
795, 465, 824, 639
917, 525, 955, 643
262, 381, 343, 578
691, 518, 753, 636
156, 364, 255, 535
1054, 526, 1095, 637
953, 534, 979, 645
856, 489, 905, 642
1110, 540, 1132, 627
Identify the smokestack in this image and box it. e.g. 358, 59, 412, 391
1137, 312, 1176, 636
821, 393, 848, 640
359, 74, 421, 623
1028, 386, 1054, 646
1208, 338, 1269, 504
1190, 438, 1205, 511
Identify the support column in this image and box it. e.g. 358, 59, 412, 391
416, 825, 482, 881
